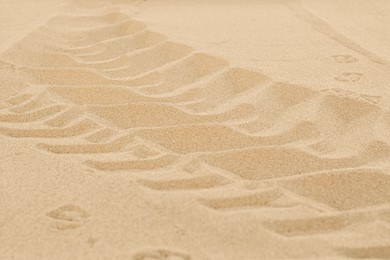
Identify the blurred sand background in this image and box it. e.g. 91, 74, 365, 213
1, 0, 390, 259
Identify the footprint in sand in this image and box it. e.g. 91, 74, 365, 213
334, 72, 363, 83
332, 54, 358, 63
360, 94, 382, 105
132, 248, 192, 260
46, 204, 89, 230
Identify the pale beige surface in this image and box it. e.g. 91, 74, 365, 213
1, 0, 390, 259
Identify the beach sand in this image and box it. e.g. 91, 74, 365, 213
1, 0, 390, 259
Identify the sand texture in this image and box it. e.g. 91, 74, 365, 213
1, 0, 390, 259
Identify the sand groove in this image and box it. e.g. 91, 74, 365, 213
86, 154, 178, 171
338, 245, 390, 259
139, 174, 229, 191
0, 104, 64, 123
132, 248, 192, 260
0, 119, 98, 138
198, 189, 298, 210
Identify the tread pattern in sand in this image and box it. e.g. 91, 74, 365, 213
1, 10, 390, 254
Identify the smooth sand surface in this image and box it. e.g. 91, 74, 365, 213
1, 0, 390, 259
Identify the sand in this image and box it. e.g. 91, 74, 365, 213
1, 0, 390, 259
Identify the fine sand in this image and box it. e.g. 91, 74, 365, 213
1, 0, 390, 259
